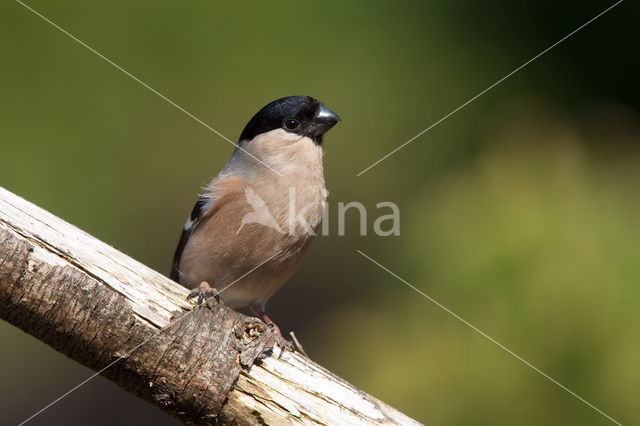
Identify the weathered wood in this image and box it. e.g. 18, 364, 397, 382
0, 186, 421, 425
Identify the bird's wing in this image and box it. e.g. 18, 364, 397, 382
170, 195, 213, 282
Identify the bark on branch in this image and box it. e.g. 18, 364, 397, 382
0, 187, 420, 425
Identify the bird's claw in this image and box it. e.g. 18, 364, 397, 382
187, 281, 219, 305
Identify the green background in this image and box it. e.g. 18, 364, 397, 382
1, 1, 638, 425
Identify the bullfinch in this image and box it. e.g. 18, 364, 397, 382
171, 96, 340, 336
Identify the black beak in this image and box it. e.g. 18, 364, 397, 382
316, 105, 341, 124
310, 105, 340, 142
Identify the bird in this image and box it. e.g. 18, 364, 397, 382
170, 96, 340, 337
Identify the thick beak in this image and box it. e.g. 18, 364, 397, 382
311, 105, 340, 141
316, 105, 341, 124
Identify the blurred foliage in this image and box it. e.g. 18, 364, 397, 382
317, 104, 640, 425
0, 0, 638, 425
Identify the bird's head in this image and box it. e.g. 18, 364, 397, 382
239, 96, 340, 146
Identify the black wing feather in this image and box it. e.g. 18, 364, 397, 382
170, 196, 209, 282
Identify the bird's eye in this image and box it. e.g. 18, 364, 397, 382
284, 119, 300, 130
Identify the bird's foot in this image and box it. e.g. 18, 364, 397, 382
187, 281, 219, 305
269, 328, 293, 352
250, 305, 292, 350
265, 323, 291, 348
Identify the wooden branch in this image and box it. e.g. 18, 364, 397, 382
0, 187, 421, 426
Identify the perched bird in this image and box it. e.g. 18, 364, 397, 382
171, 96, 340, 336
